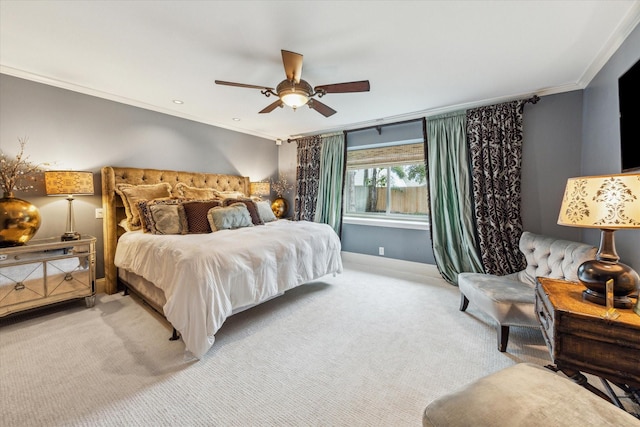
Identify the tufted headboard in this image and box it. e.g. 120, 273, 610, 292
101, 166, 250, 294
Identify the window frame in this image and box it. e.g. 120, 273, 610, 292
343, 139, 429, 229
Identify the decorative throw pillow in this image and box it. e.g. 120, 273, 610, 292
255, 200, 277, 223
149, 204, 188, 235
173, 183, 218, 200
137, 199, 188, 234
212, 189, 246, 200
222, 198, 263, 225
182, 200, 222, 233
115, 183, 172, 229
207, 204, 253, 232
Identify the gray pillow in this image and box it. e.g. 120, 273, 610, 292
207, 204, 254, 231
255, 200, 277, 223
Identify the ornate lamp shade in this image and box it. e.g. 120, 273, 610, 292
44, 171, 94, 241
558, 174, 640, 308
44, 171, 94, 196
250, 182, 271, 198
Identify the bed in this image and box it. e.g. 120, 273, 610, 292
101, 166, 342, 358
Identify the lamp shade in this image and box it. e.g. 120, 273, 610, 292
558, 174, 640, 229
44, 171, 94, 196
250, 181, 271, 196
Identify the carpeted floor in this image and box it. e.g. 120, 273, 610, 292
0, 256, 571, 426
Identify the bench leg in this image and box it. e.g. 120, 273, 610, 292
459, 294, 469, 312
498, 325, 509, 352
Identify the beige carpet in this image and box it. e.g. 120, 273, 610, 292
1, 256, 556, 426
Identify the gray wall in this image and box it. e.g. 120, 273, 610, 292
1, 74, 277, 278
582, 24, 640, 271
339, 93, 586, 266
340, 120, 434, 263
521, 90, 584, 241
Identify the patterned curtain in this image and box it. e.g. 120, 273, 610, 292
466, 100, 527, 275
294, 135, 323, 221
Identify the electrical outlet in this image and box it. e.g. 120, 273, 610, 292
378, 247, 384, 256
95, 208, 104, 219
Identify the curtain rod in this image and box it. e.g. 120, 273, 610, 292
286, 131, 343, 143
344, 117, 424, 136
288, 95, 540, 141
519, 95, 540, 113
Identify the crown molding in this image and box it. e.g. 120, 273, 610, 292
0, 66, 275, 141
578, 2, 640, 87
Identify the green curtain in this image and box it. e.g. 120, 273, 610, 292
427, 111, 484, 284
315, 133, 345, 235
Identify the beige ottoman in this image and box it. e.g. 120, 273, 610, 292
423, 363, 639, 426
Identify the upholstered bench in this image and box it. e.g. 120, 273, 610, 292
458, 232, 596, 351
422, 363, 640, 426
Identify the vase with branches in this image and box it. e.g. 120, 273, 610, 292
270, 176, 294, 198
270, 175, 294, 218
0, 137, 43, 246
0, 137, 43, 198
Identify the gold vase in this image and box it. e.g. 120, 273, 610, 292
0, 192, 41, 247
271, 197, 289, 219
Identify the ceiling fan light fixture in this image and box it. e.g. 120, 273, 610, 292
280, 92, 309, 109
277, 79, 312, 110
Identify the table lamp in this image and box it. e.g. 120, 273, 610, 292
558, 174, 640, 308
250, 181, 271, 200
44, 171, 94, 241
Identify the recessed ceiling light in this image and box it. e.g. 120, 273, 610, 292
172, 99, 184, 104
232, 118, 241, 121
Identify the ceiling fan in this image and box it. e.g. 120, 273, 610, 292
215, 50, 370, 117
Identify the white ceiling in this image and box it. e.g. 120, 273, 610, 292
1, 1, 639, 141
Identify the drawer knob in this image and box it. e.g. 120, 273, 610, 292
14, 282, 25, 291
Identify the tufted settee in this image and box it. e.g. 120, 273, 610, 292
458, 232, 597, 352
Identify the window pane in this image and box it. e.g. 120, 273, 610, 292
344, 163, 428, 219
345, 168, 386, 214
388, 164, 428, 215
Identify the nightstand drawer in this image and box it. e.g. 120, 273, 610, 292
0, 262, 46, 306
0, 249, 66, 265
47, 258, 91, 297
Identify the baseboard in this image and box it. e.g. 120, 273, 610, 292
340, 251, 442, 279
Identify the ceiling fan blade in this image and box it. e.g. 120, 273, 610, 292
215, 80, 274, 91
259, 100, 284, 114
281, 50, 303, 84
308, 99, 337, 117
315, 80, 370, 93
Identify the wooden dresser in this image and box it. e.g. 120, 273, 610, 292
535, 277, 640, 388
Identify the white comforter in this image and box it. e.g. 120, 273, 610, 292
114, 220, 342, 358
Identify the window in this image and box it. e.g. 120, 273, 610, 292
344, 141, 429, 223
